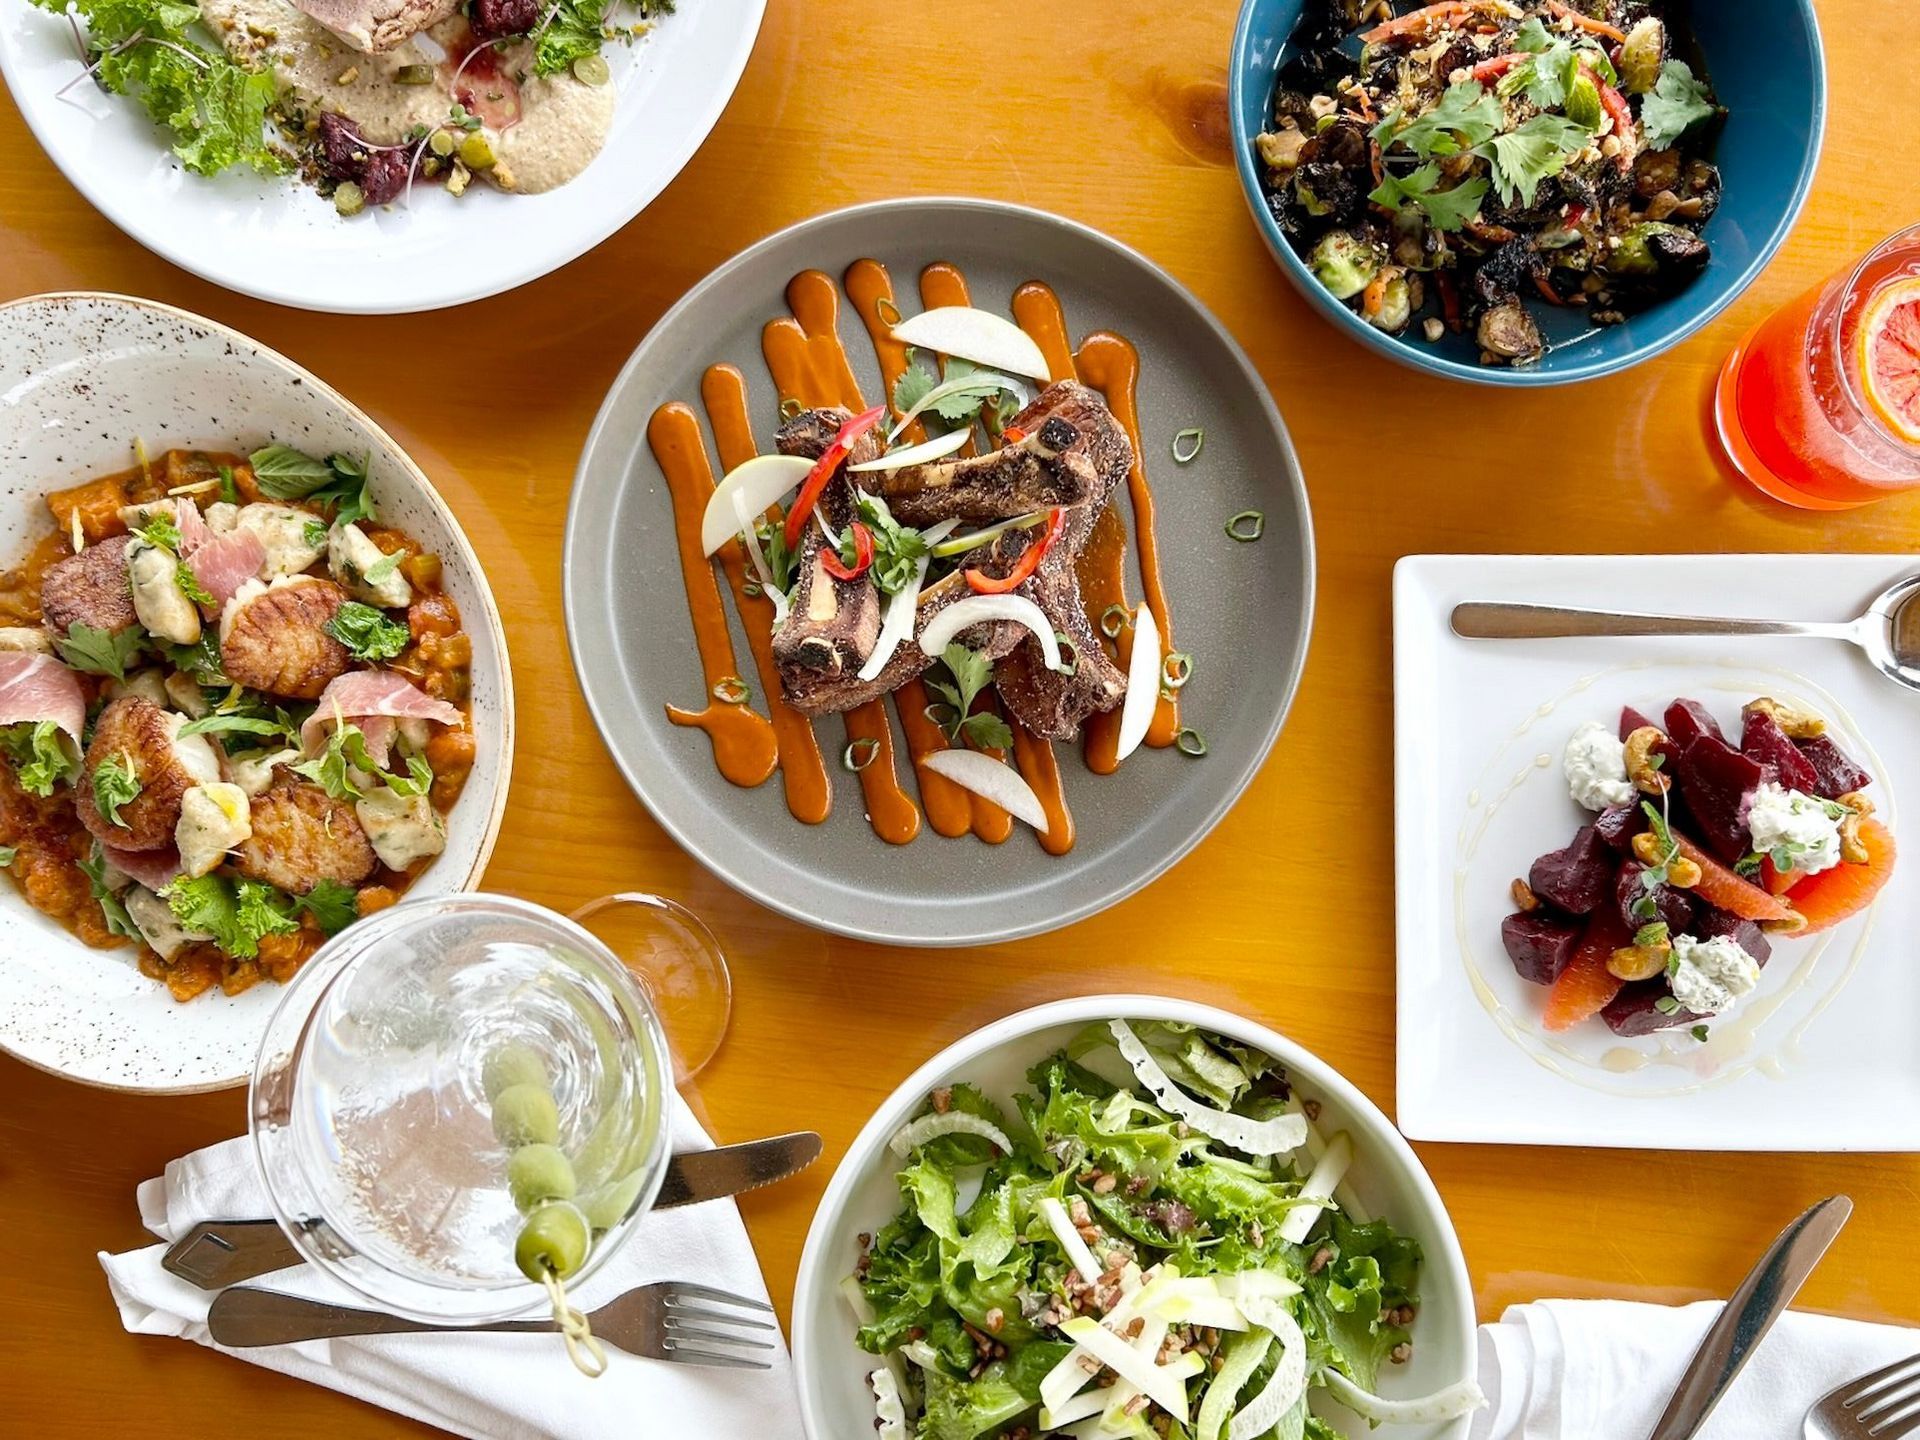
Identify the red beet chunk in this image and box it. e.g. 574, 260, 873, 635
1693, 905, 1772, 966
1665, 699, 1726, 748
471, 0, 539, 40
1502, 913, 1584, 985
1529, 825, 1615, 915
1619, 706, 1661, 741
1594, 802, 1649, 852
1675, 735, 1771, 862
1616, 858, 1696, 934
1796, 735, 1872, 799
1602, 980, 1700, 1036
1740, 710, 1821, 794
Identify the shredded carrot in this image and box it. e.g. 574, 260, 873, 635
1361, 272, 1390, 318
1546, 1, 1626, 42
1361, 0, 1507, 43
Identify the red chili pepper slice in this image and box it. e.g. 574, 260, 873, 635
1586, 65, 1637, 170
783, 404, 886, 549
820, 521, 875, 582
1469, 51, 1526, 83
964, 508, 1064, 595
1002, 425, 1026, 445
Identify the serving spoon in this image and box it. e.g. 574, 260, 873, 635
1451, 574, 1920, 693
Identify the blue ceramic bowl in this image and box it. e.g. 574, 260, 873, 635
1228, 0, 1827, 385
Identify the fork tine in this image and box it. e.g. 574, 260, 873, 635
1859, 1377, 1920, 1424
660, 1342, 772, 1370
1867, 1394, 1920, 1438
664, 1281, 774, 1312
663, 1322, 775, 1350
1846, 1355, 1920, 1407
665, 1304, 777, 1332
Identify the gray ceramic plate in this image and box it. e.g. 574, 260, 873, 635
564, 198, 1313, 945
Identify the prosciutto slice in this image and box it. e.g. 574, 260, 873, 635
173, 497, 214, 557
0, 651, 86, 741
104, 844, 184, 894
301, 670, 461, 754
185, 530, 268, 611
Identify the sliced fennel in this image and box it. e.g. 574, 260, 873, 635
1320, 1367, 1488, 1425
1060, 1316, 1195, 1423
857, 518, 957, 682
1109, 1020, 1308, 1155
847, 427, 971, 472
887, 370, 1029, 443
1227, 1301, 1306, 1440
868, 1368, 907, 1440
1277, 1129, 1353, 1245
1113, 603, 1162, 763
1195, 1330, 1273, 1440
889, 305, 1052, 381
918, 593, 1067, 672
700, 454, 811, 556
922, 750, 1049, 832
887, 1109, 1012, 1160
1038, 1195, 1104, 1284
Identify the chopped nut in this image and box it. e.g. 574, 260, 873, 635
1633, 830, 1663, 864
1624, 725, 1671, 794
1599, 135, 1622, 158
1092, 1172, 1118, 1195
1422, 316, 1446, 342
1123, 1316, 1145, 1339
1666, 857, 1702, 889
1309, 1246, 1333, 1275
1840, 791, 1875, 818
1644, 189, 1681, 221
1390, 1342, 1414, 1364
1511, 877, 1540, 911
1743, 696, 1826, 739
930, 1086, 952, 1114
1840, 811, 1870, 865
334, 64, 359, 84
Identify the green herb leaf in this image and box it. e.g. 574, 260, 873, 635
164, 874, 298, 959
326, 601, 411, 662
292, 878, 358, 934
162, 634, 228, 687
0, 721, 79, 797
248, 445, 336, 498
217, 464, 240, 506
175, 712, 296, 743
77, 845, 141, 942
1690, 1024, 1711, 1043
1640, 59, 1717, 149
1734, 851, 1763, 877
1368, 163, 1486, 233
130, 513, 184, 553
1480, 113, 1592, 206
1509, 16, 1554, 52
56, 622, 144, 681
303, 519, 330, 549
1633, 922, 1670, 949
176, 560, 215, 608
753, 518, 798, 595
529, 0, 672, 77
1373, 79, 1503, 159
364, 551, 402, 585
92, 750, 144, 829
854, 493, 930, 597
928, 644, 1005, 747
0, 846, 14, 868
960, 712, 1014, 752
308, 452, 376, 528
386, 754, 434, 799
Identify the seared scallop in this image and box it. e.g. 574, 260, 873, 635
219, 576, 352, 700
236, 775, 376, 893
75, 696, 223, 851
41, 534, 137, 637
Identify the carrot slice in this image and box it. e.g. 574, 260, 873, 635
1786, 820, 1897, 934
1542, 912, 1628, 1032
1672, 833, 1799, 924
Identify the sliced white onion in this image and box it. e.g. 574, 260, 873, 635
1277, 1130, 1353, 1245
1228, 1303, 1307, 1440
891, 306, 1053, 381
887, 370, 1029, 443
1108, 1020, 1307, 1155
868, 1369, 907, 1440
700, 454, 812, 557
887, 1109, 1012, 1159
1038, 1196, 1104, 1285
918, 593, 1065, 672
1320, 1368, 1488, 1426
858, 519, 957, 682
1060, 1316, 1195, 1423
847, 427, 972, 472
733, 492, 789, 625
921, 750, 1049, 834
1113, 603, 1162, 764
814, 509, 843, 552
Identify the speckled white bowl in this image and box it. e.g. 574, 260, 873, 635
0, 293, 513, 1092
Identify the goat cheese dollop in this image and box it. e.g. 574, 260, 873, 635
1564, 721, 1634, 811
1745, 782, 1842, 877
1669, 933, 1762, 1017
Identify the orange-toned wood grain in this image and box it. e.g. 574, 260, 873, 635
3, 0, 1919, 1431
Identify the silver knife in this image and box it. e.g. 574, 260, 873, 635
162, 1131, 823, 1291
1644, 1194, 1852, 1440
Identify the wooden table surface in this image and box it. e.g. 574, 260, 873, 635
3, 0, 1918, 1432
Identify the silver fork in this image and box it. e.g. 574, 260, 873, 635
207, 1280, 778, 1369
1807, 1354, 1920, 1439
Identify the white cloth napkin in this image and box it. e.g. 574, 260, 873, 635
99, 1094, 806, 1440
1470, 1299, 1920, 1439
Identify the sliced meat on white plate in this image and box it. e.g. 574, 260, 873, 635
186, 529, 268, 612
0, 650, 87, 742
300, 670, 461, 754
103, 843, 185, 894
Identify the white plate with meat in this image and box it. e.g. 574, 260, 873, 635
0, 293, 512, 1091
0, 0, 764, 311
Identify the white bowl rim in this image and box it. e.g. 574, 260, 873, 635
790, 992, 1477, 1437
0, 289, 516, 1094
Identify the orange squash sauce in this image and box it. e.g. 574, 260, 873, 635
1011, 720, 1075, 856
891, 678, 974, 839
760, 283, 924, 845
698, 365, 832, 824
844, 259, 924, 442
648, 404, 780, 788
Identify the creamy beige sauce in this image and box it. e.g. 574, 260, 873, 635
201, 0, 614, 194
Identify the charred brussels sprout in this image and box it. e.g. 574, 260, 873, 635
1604, 222, 1711, 290
1619, 18, 1668, 95
1477, 299, 1544, 363
1309, 230, 1383, 300
1366, 272, 1413, 334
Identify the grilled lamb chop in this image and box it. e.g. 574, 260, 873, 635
859, 381, 1122, 527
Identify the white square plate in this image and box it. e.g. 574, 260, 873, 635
1394, 555, 1917, 1151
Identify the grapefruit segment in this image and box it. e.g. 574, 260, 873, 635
1858, 276, 1920, 446
1542, 910, 1629, 1032
1672, 832, 1799, 923
1786, 819, 1897, 934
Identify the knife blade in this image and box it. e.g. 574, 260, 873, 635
1643, 1194, 1852, 1440
162, 1130, 823, 1291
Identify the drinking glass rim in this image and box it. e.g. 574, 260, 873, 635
249, 892, 674, 1322
1834, 222, 1920, 456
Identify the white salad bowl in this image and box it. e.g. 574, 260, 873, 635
0, 292, 514, 1092
791, 994, 1478, 1440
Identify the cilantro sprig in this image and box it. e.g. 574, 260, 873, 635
853, 493, 929, 597
1640, 59, 1717, 150
1369, 163, 1487, 232
925, 644, 1014, 752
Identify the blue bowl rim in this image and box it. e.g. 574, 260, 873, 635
1226, 0, 1829, 387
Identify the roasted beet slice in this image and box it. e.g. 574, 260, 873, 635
1602, 980, 1700, 1036
1675, 735, 1770, 863
1796, 735, 1872, 798
1616, 859, 1696, 934
1739, 710, 1821, 794
471, 0, 539, 40
1664, 698, 1726, 749
1619, 705, 1661, 741
1528, 825, 1615, 915
1693, 905, 1773, 966
1593, 802, 1649, 852
1501, 913, 1583, 985
315, 111, 409, 205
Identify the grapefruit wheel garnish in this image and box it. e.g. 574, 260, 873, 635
1858, 276, 1920, 446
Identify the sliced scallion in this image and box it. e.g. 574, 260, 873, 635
1055, 633, 1079, 678
1225, 510, 1265, 543
778, 397, 803, 421
875, 294, 902, 327
1099, 603, 1131, 640
1175, 728, 1208, 757
843, 738, 880, 772
712, 676, 750, 705
1171, 428, 1204, 464
1162, 652, 1193, 691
